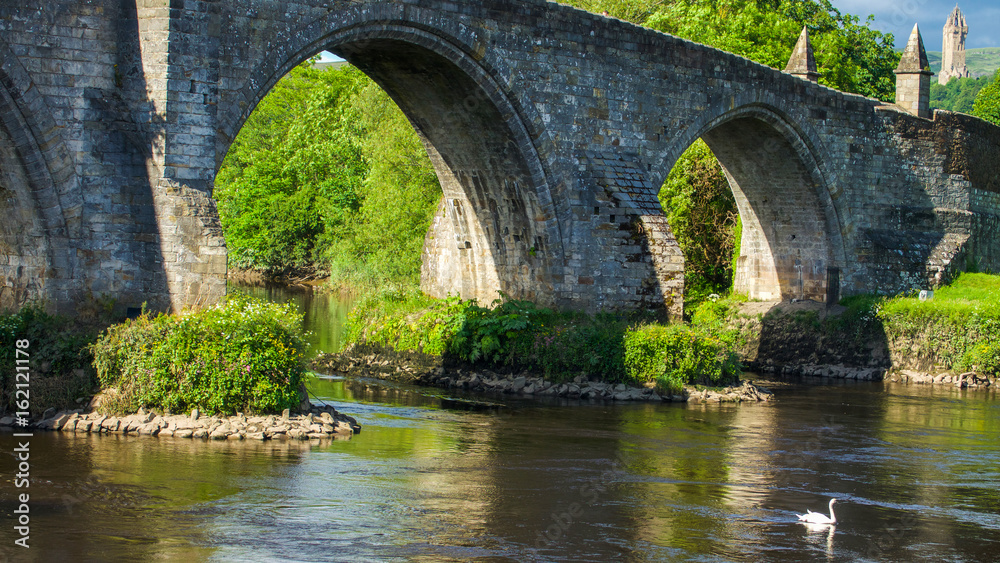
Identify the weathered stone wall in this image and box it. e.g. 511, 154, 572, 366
0, 119, 48, 311
0, 0, 998, 317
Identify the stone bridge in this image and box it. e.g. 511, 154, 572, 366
1, 0, 998, 317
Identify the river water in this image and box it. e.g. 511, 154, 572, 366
2, 285, 998, 562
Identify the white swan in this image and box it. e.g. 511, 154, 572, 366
797, 498, 837, 525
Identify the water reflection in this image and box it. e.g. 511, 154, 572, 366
4, 283, 999, 561
229, 282, 354, 354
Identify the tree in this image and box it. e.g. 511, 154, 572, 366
215, 63, 367, 276
659, 140, 739, 304
973, 70, 1000, 126
215, 62, 443, 286
931, 76, 988, 114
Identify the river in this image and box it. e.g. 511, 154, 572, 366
1, 285, 998, 562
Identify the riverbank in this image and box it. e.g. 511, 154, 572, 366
327, 273, 1000, 399
0, 402, 360, 440
312, 346, 773, 404
730, 275, 1000, 390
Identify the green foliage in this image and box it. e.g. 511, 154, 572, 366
348, 293, 742, 388
610, 0, 900, 102
659, 140, 739, 310
90, 296, 309, 415
931, 76, 989, 114
972, 70, 1000, 126
216, 61, 442, 285
961, 342, 1000, 377
624, 324, 742, 395
217, 63, 367, 275
0, 305, 100, 416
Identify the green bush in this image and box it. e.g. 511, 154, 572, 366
960, 341, 1000, 376
0, 305, 99, 417
872, 273, 1000, 370
623, 324, 741, 395
347, 293, 742, 388
90, 296, 309, 415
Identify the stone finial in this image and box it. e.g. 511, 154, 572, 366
785, 26, 819, 82
894, 24, 933, 118
895, 24, 932, 74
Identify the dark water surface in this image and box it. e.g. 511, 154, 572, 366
2, 287, 998, 562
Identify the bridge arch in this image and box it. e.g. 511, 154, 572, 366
0, 83, 53, 310
218, 14, 564, 305
657, 102, 847, 303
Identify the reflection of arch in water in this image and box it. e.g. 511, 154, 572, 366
661, 104, 846, 303
220, 22, 563, 306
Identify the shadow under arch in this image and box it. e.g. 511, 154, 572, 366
219, 22, 565, 306
658, 103, 847, 303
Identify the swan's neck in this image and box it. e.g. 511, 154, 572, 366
828, 502, 837, 522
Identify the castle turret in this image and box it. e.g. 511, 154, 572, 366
939, 5, 971, 85
895, 24, 933, 118
785, 26, 819, 82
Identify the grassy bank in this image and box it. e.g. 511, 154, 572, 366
875, 273, 1000, 375
723, 273, 1000, 377
344, 289, 743, 395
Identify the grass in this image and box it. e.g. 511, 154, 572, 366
928, 48, 1000, 79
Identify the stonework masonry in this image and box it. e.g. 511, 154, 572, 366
1, 0, 999, 318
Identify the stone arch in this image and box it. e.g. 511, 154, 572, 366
0, 89, 52, 310
0, 37, 80, 239
657, 102, 846, 302
219, 15, 564, 305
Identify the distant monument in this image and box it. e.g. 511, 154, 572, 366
939, 5, 971, 85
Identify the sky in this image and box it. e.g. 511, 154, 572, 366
828, 0, 1000, 51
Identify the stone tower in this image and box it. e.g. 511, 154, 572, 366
939, 5, 971, 85
785, 26, 819, 82
895, 24, 933, 118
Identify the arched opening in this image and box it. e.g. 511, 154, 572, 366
661, 108, 841, 308
218, 32, 560, 307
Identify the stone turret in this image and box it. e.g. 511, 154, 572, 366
894, 24, 933, 118
939, 5, 971, 85
785, 26, 819, 82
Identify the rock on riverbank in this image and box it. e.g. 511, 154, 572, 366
752, 361, 996, 389
0, 404, 361, 441
312, 349, 773, 404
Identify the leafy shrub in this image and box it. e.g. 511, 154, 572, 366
91, 296, 308, 415
960, 341, 1000, 376
973, 69, 1000, 126
623, 324, 741, 395
348, 293, 743, 389
0, 305, 99, 416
